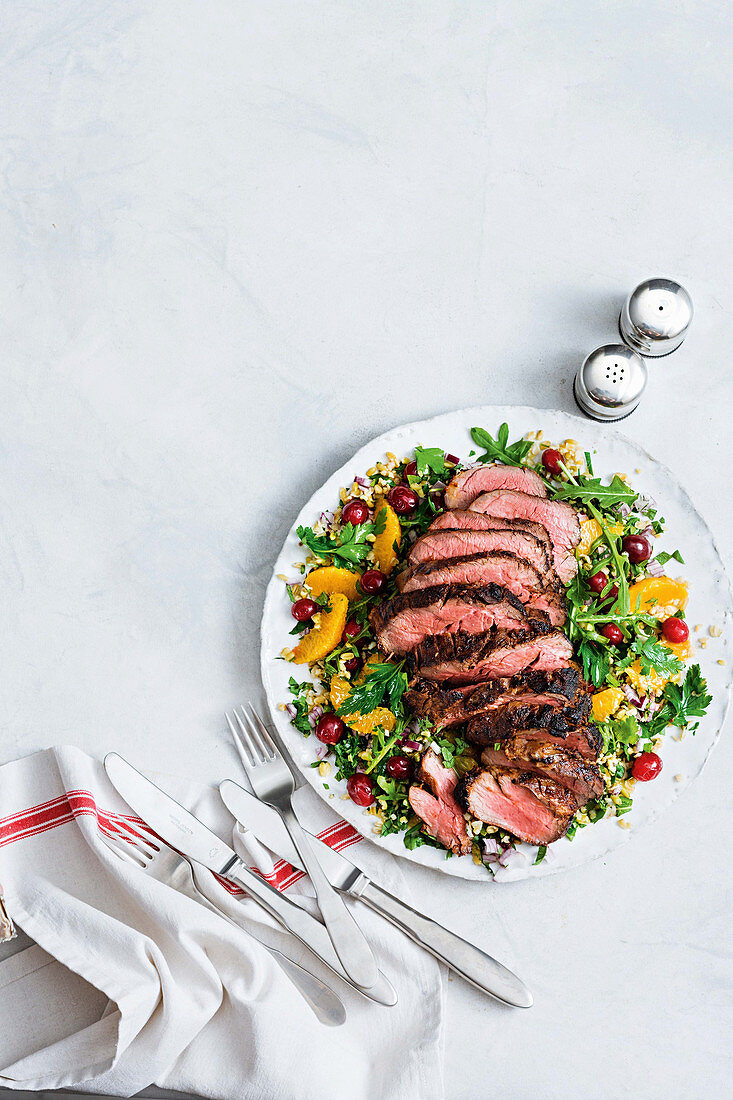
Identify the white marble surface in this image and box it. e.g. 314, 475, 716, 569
2, 2, 732, 1097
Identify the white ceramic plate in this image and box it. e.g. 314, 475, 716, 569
261, 406, 732, 881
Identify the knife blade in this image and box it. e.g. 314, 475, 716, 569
219, 778, 533, 1009
103, 754, 397, 1006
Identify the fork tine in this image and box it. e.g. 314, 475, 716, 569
102, 830, 149, 868
246, 704, 279, 759
226, 711, 256, 770
112, 821, 160, 860
230, 708, 267, 766
237, 705, 275, 763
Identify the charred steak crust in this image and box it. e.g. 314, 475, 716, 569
404, 666, 588, 723
480, 739, 604, 804
406, 623, 558, 676
465, 695, 592, 744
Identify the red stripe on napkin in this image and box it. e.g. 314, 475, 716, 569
0, 789, 364, 895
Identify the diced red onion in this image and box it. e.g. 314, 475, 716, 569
623, 684, 642, 707
483, 838, 502, 861
285, 703, 297, 719
316, 743, 328, 760
318, 510, 335, 527
646, 558, 665, 577
618, 503, 632, 519
308, 705, 324, 728
354, 476, 370, 488
400, 738, 423, 752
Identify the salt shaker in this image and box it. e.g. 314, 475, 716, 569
573, 344, 647, 422
619, 278, 693, 357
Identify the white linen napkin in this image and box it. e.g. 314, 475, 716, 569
0, 746, 444, 1100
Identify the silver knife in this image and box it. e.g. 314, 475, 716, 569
219, 779, 533, 1009
103, 754, 397, 1007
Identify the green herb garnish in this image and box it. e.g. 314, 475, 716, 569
336, 661, 408, 717
470, 423, 534, 467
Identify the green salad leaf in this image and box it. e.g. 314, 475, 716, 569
633, 637, 684, 677
336, 661, 408, 717
414, 446, 448, 478
296, 520, 377, 566
470, 423, 534, 467
552, 474, 637, 509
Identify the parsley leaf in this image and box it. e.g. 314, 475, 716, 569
470, 423, 534, 467
414, 446, 448, 478
435, 735, 470, 770
296, 521, 376, 566
336, 661, 408, 717
551, 475, 637, 509
633, 637, 684, 677
578, 638, 611, 688
661, 664, 712, 728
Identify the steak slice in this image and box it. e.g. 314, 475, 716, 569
455, 765, 577, 845
408, 528, 553, 577
370, 583, 546, 656
469, 490, 581, 582
407, 748, 472, 855
445, 464, 547, 509
465, 694, 592, 744
480, 738, 604, 804
430, 509, 554, 559
407, 628, 574, 684
404, 666, 588, 729
397, 552, 567, 627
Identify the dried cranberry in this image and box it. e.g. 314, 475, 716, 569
343, 655, 361, 674
601, 623, 624, 645
360, 569, 386, 595
342, 620, 362, 644
388, 485, 419, 515
445, 453, 459, 465
342, 498, 370, 526
404, 460, 418, 477
662, 617, 689, 643
315, 713, 345, 745
622, 535, 651, 564
588, 571, 609, 594
430, 490, 445, 511
292, 598, 318, 622
346, 773, 375, 806
542, 448, 563, 476
632, 752, 662, 781
385, 755, 412, 780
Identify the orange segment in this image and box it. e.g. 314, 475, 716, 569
292, 593, 348, 664
304, 566, 362, 602
628, 577, 688, 615
372, 499, 401, 575
591, 686, 624, 723
626, 660, 666, 697
664, 640, 692, 662
578, 517, 602, 556
329, 673, 396, 734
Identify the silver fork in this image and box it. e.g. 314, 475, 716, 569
228, 704, 379, 991
100, 819, 346, 1027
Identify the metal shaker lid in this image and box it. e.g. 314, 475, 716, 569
619, 278, 693, 357
573, 344, 647, 421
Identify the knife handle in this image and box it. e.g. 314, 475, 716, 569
358, 882, 533, 1008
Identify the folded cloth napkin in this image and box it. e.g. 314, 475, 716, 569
0, 746, 444, 1100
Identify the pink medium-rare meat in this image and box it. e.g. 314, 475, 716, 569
480, 738, 604, 805
397, 552, 567, 627
406, 628, 574, 684
468, 490, 581, 582
370, 583, 545, 656
445, 464, 547, 510
408, 527, 553, 577
430, 509, 554, 558
407, 748, 472, 855
455, 765, 577, 845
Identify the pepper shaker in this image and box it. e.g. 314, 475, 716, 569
619, 277, 693, 357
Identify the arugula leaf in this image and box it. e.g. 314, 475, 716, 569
414, 446, 448, 478
336, 661, 408, 717
633, 637, 684, 677
551, 475, 637, 509
470, 423, 534, 467
584, 451, 594, 476
296, 521, 375, 566
655, 549, 685, 566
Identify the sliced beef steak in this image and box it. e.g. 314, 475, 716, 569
455, 765, 577, 845
397, 551, 567, 627
404, 666, 589, 729
445, 464, 548, 509
408, 527, 553, 577
430, 509, 554, 558
407, 748, 472, 855
370, 583, 547, 656
469, 490, 581, 582
407, 628, 574, 684
465, 694, 592, 744
480, 738, 604, 804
